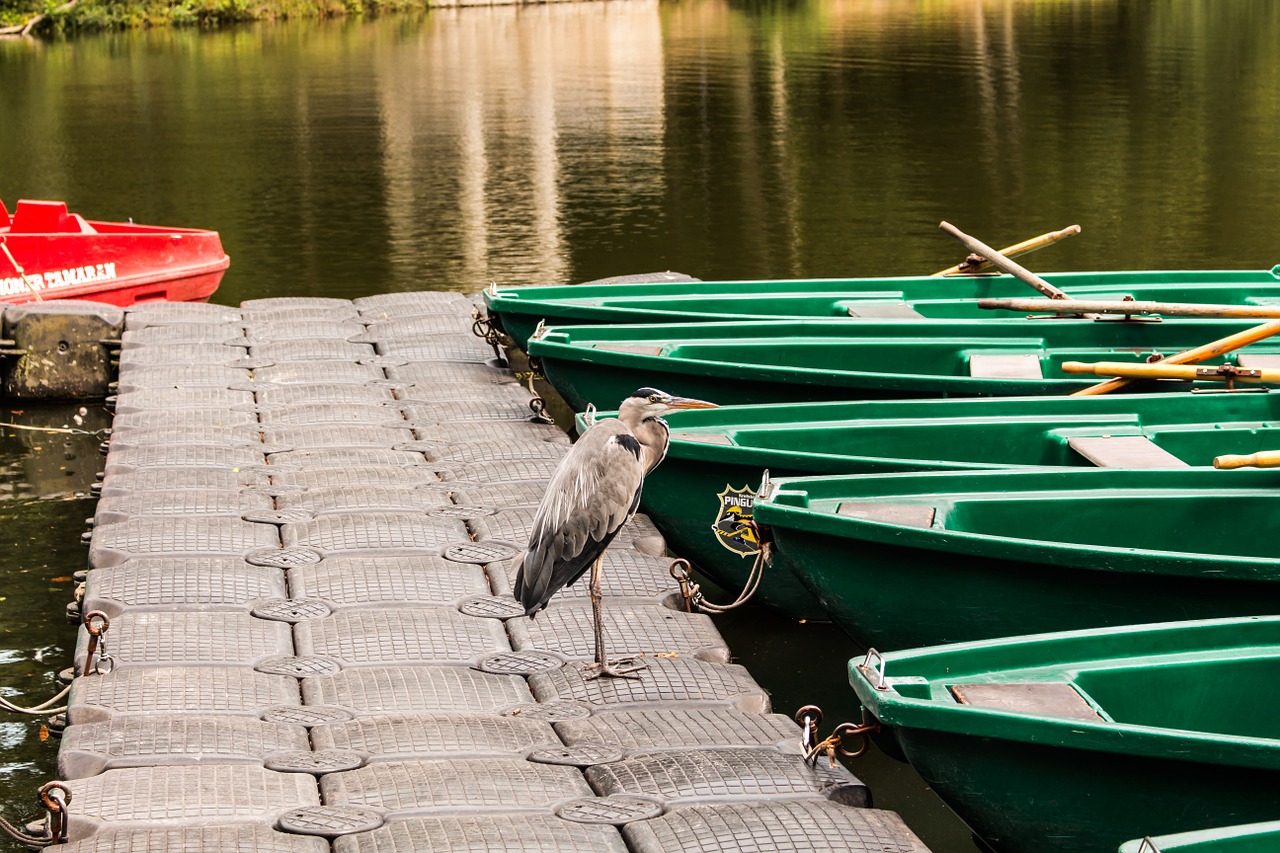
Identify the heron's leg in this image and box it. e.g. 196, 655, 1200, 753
584, 555, 646, 680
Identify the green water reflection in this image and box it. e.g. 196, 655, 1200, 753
0, 407, 106, 835
1, 0, 1279, 848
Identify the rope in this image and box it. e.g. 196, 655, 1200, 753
0, 421, 108, 437
669, 532, 771, 614
689, 544, 767, 613
0, 814, 57, 848
0, 239, 41, 300
0, 683, 71, 716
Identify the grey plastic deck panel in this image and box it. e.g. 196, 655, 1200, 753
332, 814, 628, 853
624, 801, 931, 853
54, 294, 927, 851
81, 559, 287, 616
59, 824, 330, 853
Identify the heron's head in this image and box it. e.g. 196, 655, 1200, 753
619, 387, 718, 423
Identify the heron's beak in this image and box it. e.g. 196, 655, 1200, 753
665, 396, 718, 410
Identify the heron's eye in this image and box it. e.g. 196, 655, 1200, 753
648, 395, 659, 403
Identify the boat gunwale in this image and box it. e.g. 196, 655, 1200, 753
1117, 820, 1280, 851
529, 317, 1280, 395
534, 329, 1086, 393
485, 268, 1280, 309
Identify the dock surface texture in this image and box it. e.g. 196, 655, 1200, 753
59, 294, 929, 852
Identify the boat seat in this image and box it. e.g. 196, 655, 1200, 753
969, 353, 1043, 379
837, 502, 935, 528
845, 302, 925, 319
8, 200, 97, 234
10, 200, 70, 233
1236, 353, 1280, 370
60, 213, 97, 234
669, 432, 733, 446
1067, 435, 1189, 468
950, 683, 1103, 722
592, 343, 664, 356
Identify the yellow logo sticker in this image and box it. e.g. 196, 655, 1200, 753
712, 485, 759, 557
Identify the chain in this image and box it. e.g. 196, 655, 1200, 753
469, 307, 510, 361
793, 705, 879, 768
82, 610, 114, 675
794, 705, 822, 754
0, 782, 70, 848
667, 523, 770, 614
517, 357, 554, 425
528, 396, 554, 425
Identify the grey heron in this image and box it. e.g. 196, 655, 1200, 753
513, 387, 717, 678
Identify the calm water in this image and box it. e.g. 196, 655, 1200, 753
2, 0, 1280, 847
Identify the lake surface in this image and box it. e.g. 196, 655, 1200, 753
2, 0, 1279, 848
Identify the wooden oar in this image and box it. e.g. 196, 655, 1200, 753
933, 225, 1081, 277
938, 222, 1075, 301
979, 297, 1280, 320
1068, 320, 1280, 397
1214, 451, 1280, 469
1062, 360, 1280, 383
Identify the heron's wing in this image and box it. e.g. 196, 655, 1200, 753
513, 422, 646, 613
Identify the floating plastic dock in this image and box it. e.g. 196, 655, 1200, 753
57, 293, 930, 851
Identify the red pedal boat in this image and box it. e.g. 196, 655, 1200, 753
0, 198, 229, 306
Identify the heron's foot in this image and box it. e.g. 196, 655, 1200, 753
583, 658, 647, 680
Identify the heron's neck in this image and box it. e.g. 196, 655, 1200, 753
639, 415, 670, 473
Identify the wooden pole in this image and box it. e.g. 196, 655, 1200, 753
1062, 360, 1280, 383
979, 297, 1280, 320
1214, 451, 1280, 469
933, 225, 1081, 277
1069, 320, 1280, 397
938, 222, 1074, 300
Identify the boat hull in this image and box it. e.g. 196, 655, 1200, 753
488, 267, 1280, 349
756, 468, 1280, 648
0, 200, 228, 306
528, 317, 1275, 411
850, 617, 1280, 853
895, 724, 1280, 853
769, 519, 1280, 648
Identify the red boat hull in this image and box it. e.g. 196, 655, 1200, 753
0, 199, 229, 307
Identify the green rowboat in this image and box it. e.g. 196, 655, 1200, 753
849, 616, 1280, 853
1118, 822, 1280, 852
529, 318, 1280, 411
577, 391, 1280, 620
485, 267, 1280, 349
754, 468, 1280, 648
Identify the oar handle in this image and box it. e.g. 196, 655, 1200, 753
934, 225, 1080, 277
1214, 451, 1280, 469
938, 222, 1073, 300
1062, 360, 1280, 383
979, 297, 1280, 320
1070, 320, 1280, 397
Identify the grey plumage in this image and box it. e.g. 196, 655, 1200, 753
512, 387, 717, 678
513, 417, 647, 615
